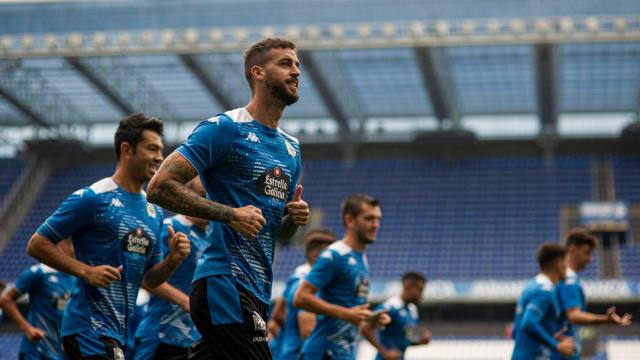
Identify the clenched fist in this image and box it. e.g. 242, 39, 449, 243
230, 205, 266, 238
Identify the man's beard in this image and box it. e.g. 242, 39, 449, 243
267, 78, 299, 106
357, 228, 375, 244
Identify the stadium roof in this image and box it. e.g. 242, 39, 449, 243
0, 0, 639, 150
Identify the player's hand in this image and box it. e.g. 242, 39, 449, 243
420, 328, 432, 345
369, 311, 391, 329
343, 304, 373, 325
285, 185, 310, 226
267, 320, 279, 341
167, 226, 190, 262
553, 325, 568, 340
380, 348, 402, 360
24, 325, 45, 343
556, 337, 575, 357
230, 205, 266, 238
84, 265, 123, 287
606, 306, 633, 326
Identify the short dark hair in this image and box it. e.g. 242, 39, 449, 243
402, 271, 426, 284
243, 38, 296, 93
114, 112, 163, 160
340, 194, 380, 226
304, 228, 336, 260
537, 243, 566, 270
566, 228, 597, 249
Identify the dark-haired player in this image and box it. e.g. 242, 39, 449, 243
512, 243, 574, 359
294, 194, 390, 360
27, 113, 191, 359
361, 271, 431, 360
553, 229, 632, 360
146, 38, 309, 359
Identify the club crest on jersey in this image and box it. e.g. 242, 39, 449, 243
285, 140, 296, 157
256, 166, 290, 201
121, 227, 152, 256
253, 311, 267, 332
147, 203, 157, 218
356, 277, 370, 299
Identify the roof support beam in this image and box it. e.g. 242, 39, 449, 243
413, 46, 461, 126
179, 54, 235, 110
0, 86, 48, 127
535, 44, 559, 133
298, 50, 352, 137
66, 57, 133, 115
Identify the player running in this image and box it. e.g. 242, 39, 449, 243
553, 229, 632, 360
276, 229, 336, 360
0, 240, 75, 360
294, 194, 390, 360
27, 113, 191, 359
361, 271, 432, 360
146, 38, 309, 359
512, 243, 574, 360
134, 178, 210, 360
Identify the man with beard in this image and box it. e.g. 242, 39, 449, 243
511, 243, 574, 360
361, 271, 432, 360
27, 113, 191, 359
553, 229, 632, 360
294, 194, 391, 360
146, 38, 309, 360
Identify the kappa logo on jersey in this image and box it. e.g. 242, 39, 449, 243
246, 131, 260, 143
285, 140, 296, 157
147, 203, 157, 218
356, 277, 369, 299
253, 311, 266, 332
255, 166, 290, 201
110, 198, 124, 208
348, 257, 357, 266
121, 227, 152, 256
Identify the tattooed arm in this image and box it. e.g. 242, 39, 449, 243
147, 152, 266, 238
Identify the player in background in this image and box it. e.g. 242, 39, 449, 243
275, 229, 336, 360
511, 243, 574, 360
294, 194, 390, 360
27, 113, 191, 360
0, 240, 75, 360
361, 271, 432, 360
146, 37, 309, 360
553, 229, 632, 360
134, 178, 210, 360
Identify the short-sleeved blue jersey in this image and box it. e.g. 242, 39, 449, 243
176, 108, 302, 305
301, 241, 370, 360
552, 268, 585, 360
512, 274, 563, 360
374, 296, 421, 360
277, 263, 311, 360
14, 264, 75, 360
37, 177, 164, 347
135, 215, 208, 348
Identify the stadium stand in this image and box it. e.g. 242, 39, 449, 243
0, 159, 26, 207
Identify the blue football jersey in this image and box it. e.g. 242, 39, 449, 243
552, 268, 585, 360
301, 241, 370, 360
14, 264, 75, 360
374, 296, 421, 360
176, 108, 302, 305
512, 274, 563, 360
135, 215, 208, 349
37, 177, 164, 348
277, 263, 311, 360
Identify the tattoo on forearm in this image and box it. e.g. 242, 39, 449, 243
148, 157, 234, 223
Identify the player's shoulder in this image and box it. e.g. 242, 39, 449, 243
534, 274, 554, 292
29, 263, 57, 276
87, 177, 118, 196
383, 296, 404, 310
325, 241, 353, 258
293, 263, 311, 278
277, 128, 300, 146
